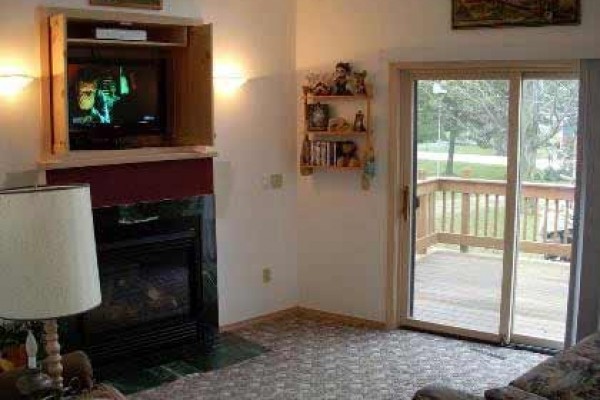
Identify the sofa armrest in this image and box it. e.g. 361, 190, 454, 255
413, 384, 483, 400
485, 386, 548, 399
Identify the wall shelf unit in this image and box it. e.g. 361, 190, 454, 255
40, 7, 214, 166
300, 89, 374, 187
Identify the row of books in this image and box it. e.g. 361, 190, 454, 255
303, 140, 351, 167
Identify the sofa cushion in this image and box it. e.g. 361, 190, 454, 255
485, 386, 547, 399
511, 351, 600, 399
571, 332, 600, 363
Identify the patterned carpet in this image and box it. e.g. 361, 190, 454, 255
131, 313, 548, 400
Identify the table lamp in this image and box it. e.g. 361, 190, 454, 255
0, 185, 102, 390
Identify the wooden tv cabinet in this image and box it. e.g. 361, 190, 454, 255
40, 7, 214, 169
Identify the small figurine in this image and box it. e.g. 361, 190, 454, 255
301, 134, 311, 165
361, 136, 376, 190
333, 62, 353, 96
305, 72, 332, 95
354, 70, 368, 96
353, 110, 367, 132
312, 81, 331, 96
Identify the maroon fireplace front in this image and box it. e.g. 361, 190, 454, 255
46, 158, 214, 208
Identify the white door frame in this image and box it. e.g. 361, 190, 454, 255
386, 61, 580, 348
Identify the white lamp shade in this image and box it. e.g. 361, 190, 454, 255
0, 185, 101, 320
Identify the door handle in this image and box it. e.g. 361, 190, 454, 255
401, 185, 420, 221
402, 186, 410, 221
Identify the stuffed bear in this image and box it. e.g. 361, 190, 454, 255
336, 141, 361, 168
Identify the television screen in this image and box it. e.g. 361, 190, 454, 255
68, 61, 165, 148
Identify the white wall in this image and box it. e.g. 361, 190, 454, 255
199, 0, 299, 325
296, 0, 600, 322
0, 0, 298, 326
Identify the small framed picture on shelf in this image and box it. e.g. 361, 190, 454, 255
307, 103, 329, 131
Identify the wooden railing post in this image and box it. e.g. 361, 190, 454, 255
459, 170, 472, 253
461, 192, 470, 253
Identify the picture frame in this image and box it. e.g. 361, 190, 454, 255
307, 103, 330, 132
90, 0, 163, 10
452, 0, 580, 29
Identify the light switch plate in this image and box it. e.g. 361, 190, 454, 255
270, 174, 283, 189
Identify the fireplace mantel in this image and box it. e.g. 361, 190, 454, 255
40, 147, 217, 171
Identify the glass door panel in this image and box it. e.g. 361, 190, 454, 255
513, 78, 579, 344
412, 79, 510, 334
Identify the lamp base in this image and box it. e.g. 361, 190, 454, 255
44, 319, 63, 389
16, 368, 54, 397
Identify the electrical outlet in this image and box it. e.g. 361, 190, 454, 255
269, 174, 284, 189
262, 267, 272, 283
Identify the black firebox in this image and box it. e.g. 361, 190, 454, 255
63, 196, 218, 365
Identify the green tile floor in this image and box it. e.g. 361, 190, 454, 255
96, 333, 267, 395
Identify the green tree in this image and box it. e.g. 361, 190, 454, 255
418, 80, 509, 175
520, 80, 579, 181
417, 79, 578, 181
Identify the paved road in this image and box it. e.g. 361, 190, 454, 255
418, 151, 564, 170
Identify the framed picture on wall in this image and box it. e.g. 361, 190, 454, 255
90, 0, 163, 10
452, 0, 580, 29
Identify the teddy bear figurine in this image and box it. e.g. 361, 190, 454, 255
333, 62, 353, 96
354, 70, 368, 96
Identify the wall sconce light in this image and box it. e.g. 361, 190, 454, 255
214, 64, 247, 95
0, 74, 34, 97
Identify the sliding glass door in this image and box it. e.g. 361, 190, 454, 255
399, 66, 579, 348
412, 79, 510, 337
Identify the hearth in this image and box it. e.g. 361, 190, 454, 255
63, 195, 218, 364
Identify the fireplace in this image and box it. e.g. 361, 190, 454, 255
46, 159, 218, 364
63, 195, 218, 364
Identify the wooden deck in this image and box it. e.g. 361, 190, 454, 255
413, 249, 570, 343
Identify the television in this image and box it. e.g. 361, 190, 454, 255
67, 59, 167, 150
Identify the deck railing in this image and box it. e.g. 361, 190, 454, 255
415, 177, 574, 259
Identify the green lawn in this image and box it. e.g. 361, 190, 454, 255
455, 145, 496, 155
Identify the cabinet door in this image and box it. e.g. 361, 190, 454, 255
172, 24, 214, 146
50, 13, 69, 155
